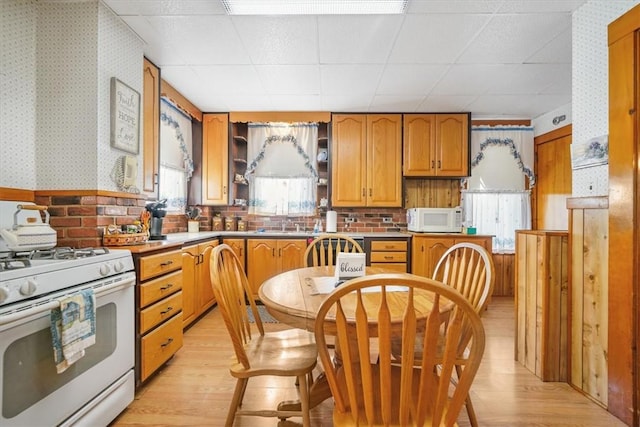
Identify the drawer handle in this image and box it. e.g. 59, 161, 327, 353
160, 260, 174, 267
160, 338, 174, 348
161, 306, 173, 315
384, 256, 394, 260
385, 245, 394, 249
160, 283, 174, 291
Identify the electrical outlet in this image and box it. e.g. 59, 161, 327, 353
345, 217, 355, 223
382, 217, 393, 223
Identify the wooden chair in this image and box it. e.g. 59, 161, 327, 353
209, 244, 317, 427
304, 233, 363, 267
314, 273, 485, 426
395, 242, 494, 426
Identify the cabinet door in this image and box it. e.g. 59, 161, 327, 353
278, 240, 306, 272
367, 114, 402, 207
331, 114, 367, 207
202, 113, 229, 205
246, 239, 278, 298
403, 114, 436, 176
142, 58, 160, 195
181, 245, 198, 328
436, 114, 469, 177
223, 238, 246, 270
411, 236, 454, 278
198, 241, 218, 312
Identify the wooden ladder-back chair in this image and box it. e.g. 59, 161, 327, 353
315, 273, 485, 426
209, 244, 317, 427
304, 233, 363, 267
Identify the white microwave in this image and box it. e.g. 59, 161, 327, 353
406, 207, 463, 233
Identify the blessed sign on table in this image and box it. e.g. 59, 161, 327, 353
110, 77, 140, 154
334, 252, 366, 281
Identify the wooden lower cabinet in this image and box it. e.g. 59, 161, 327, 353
135, 248, 184, 385
410, 234, 492, 278
246, 238, 306, 298
515, 230, 568, 382
366, 238, 409, 272
182, 239, 219, 328
222, 238, 246, 271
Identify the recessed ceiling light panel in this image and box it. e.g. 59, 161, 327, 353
221, 0, 409, 15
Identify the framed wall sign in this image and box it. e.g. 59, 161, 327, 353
110, 77, 140, 154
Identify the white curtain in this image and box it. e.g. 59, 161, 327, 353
159, 98, 193, 213
462, 190, 531, 253
246, 122, 318, 216
463, 126, 534, 253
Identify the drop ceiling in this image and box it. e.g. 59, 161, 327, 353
102, 0, 587, 119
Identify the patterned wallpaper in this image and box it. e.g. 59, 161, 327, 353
0, 0, 37, 189
0, 0, 142, 192
571, 0, 640, 197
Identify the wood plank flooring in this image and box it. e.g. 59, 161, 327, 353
111, 297, 626, 427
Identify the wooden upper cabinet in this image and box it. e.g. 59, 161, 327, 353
403, 113, 470, 177
331, 114, 402, 207
142, 58, 160, 195
202, 113, 229, 205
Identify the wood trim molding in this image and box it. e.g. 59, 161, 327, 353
229, 111, 331, 123
161, 80, 203, 122
471, 119, 531, 126
608, 2, 640, 46
0, 187, 35, 202
35, 190, 148, 199
566, 196, 609, 210
535, 124, 572, 145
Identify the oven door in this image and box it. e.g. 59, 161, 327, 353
0, 274, 135, 426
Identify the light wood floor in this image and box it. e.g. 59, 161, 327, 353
111, 297, 626, 427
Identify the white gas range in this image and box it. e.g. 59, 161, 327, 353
0, 201, 136, 427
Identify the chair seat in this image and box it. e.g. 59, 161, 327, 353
230, 328, 317, 378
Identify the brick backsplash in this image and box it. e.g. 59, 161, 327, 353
33, 192, 409, 248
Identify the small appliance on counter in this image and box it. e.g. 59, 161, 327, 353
406, 207, 463, 233
0, 202, 57, 251
145, 199, 167, 240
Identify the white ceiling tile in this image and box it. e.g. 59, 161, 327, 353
270, 95, 322, 111
254, 65, 321, 95
320, 64, 384, 96
376, 64, 448, 95
526, 27, 572, 64
321, 95, 374, 112
406, 0, 503, 14
232, 16, 319, 65
485, 64, 570, 95
190, 65, 265, 95
467, 94, 570, 118
225, 95, 275, 111
457, 13, 571, 64
497, 0, 588, 14
418, 95, 477, 112
431, 64, 512, 95
144, 16, 250, 65
369, 95, 424, 112
318, 15, 404, 64
388, 14, 491, 64
103, 0, 227, 16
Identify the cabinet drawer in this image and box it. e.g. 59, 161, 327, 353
371, 262, 407, 272
139, 270, 182, 307
139, 249, 182, 281
141, 312, 183, 382
371, 241, 407, 251
140, 291, 183, 334
370, 251, 407, 263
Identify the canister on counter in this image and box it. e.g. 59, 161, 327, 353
237, 218, 246, 231
225, 216, 237, 231
212, 216, 224, 231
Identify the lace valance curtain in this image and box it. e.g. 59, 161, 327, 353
246, 122, 318, 216
159, 98, 193, 212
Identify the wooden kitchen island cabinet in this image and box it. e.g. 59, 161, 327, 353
133, 246, 184, 386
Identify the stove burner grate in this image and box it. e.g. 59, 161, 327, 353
0, 247, 111, 265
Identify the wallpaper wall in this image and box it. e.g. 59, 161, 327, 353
571, 0, 640, 197
0, 0, 143, 192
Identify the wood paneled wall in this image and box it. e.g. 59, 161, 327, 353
403, 178, 461, 208
568, 197, 609, 406
493, 253, 515, 296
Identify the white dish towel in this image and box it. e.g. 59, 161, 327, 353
50, 289, 96, 374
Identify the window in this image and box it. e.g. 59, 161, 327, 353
246, 122, 318, 216
462, 126, 535, 253
158, 98, 193, 213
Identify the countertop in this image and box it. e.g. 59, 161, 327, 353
107, 230, 413, 254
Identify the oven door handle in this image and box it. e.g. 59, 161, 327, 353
0, 276, 135, 327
